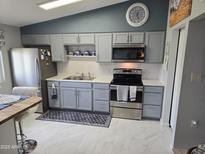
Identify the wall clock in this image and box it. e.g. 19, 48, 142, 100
126, 3, 149, 27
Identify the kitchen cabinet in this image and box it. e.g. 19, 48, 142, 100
129, 32, 144, 44
93, 83, 110, 112
113, 32, 144, 44
47, 81, 61, 108
50, 34, 67, 62
60, 82, 92, 111
145, 31, 165, 63
61, 87, 77, 109
63, 34, 95, 45
143, 86, 164, 119
113, 33, 129, 44
21, 35, 50, 45
79, 34, 95, 44
77, 88, 92, 110
95, 33, 112, 63
63, 34, 79, 45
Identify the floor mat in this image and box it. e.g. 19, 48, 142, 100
36, 110, 111, 128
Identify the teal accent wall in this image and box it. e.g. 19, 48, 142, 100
21, 0, 169, 34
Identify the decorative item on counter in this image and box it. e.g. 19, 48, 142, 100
90, 50, 96, 56
83, 50, 90, 56
68, 51, 74, 55
73, 50, 81, 56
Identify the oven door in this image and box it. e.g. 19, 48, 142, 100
110, 85, 143, 103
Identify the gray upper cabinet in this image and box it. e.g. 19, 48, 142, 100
22, 35, 50, 45
113, 33, 129, 44
61, 87, 77, 109
50, 34, 67, 62
113, 32, 144, 45
63, 34, 79, 45
95, 33, 112, 63
145, 31, 165, 63
77, 88, 92, 110
63, 34, 95, 45
129, 32, 144, 44
21, 35, 34, 45
79, 34, 95, 44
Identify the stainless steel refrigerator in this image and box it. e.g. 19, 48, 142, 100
9, 47, 57, 112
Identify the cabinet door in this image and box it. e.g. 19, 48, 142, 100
33, 35, 50, 45
77, 88, 92, 111
63, 34, 79, 45
113, 33, 129, 44
79, 34, 95, 44
93, 89, 109, 101
95, 33, 112, 63
145, 32, 165, 63
143, 105, 161, 119
21, 35, 34, 45
50, 34, 66, 62
93, 100, 109, 112
48, 87, 61, 108
61, 87, 77, 109
129, 32, 144, 44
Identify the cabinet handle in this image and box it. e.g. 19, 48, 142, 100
130, 35, 132, 42
127, 35, 129, 43
78, 36, 80, 44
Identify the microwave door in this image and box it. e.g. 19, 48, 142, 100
112, 47, 145, 62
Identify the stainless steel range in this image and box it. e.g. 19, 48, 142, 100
110, 68, 143, 120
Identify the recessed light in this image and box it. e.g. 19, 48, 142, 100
38, 0, 83, 10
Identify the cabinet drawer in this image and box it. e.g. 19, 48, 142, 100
144, 86, 163, 93
60, 82, 92, 88
143, 93, 162, 106
143, 105, 161, 119
93, 89, 109, 101
93, 83, 109, 89
111, 107, 142, 120
93, 101, 109, 112
48, 81, 59, 87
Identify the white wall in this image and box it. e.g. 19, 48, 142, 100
57, 60, 163, 80
0, 23, 21, 94
160, 0, 205, 149
160, 0, 205, 126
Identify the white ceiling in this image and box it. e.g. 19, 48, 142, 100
0, 0, 128, 27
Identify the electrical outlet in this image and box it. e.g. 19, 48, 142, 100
191, 120, 198, 128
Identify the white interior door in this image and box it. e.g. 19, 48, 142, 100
170, 28, 187, 130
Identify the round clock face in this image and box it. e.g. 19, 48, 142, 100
126, 3, 149, 27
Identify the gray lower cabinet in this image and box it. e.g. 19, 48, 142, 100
61, 87, 77, 109
93, 83, 110, 112
60, 82, 92, 111
48, 81, 61, 108
143, 86, 164, 119
77, 88, 92, 110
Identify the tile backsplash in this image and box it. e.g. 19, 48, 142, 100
57, 60, 163, 80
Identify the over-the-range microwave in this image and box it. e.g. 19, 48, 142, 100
112, 44, 145, 62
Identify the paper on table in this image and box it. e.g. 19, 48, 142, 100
0, 94, 21, 105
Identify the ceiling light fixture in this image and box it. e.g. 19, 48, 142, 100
38, 0, 83, 10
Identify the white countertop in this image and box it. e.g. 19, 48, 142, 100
142, 80, 165, 87
47, 75, 112, 84
47, 75, 164, 86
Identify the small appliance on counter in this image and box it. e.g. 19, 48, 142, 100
110, 68, 143, 120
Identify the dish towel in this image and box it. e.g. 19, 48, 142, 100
117, 85, 129, 102
129, 86, 137, 102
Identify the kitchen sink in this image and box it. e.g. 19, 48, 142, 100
64, 75, 95, 81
